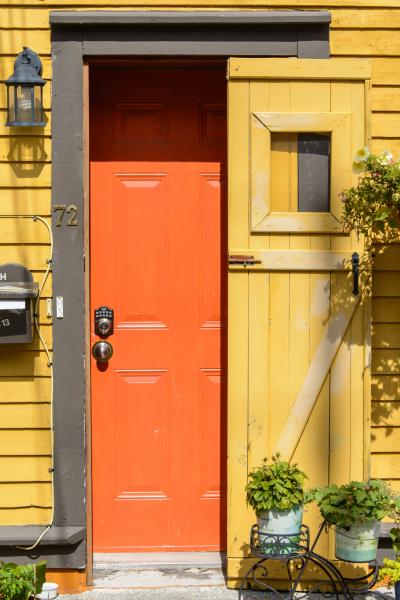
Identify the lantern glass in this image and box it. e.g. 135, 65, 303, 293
16, 85, 33, 123
7, 84, 44, 126
6, 86, 14, 124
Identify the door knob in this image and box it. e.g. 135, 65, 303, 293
92, 340, 113, 363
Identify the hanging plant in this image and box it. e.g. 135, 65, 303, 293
341, 148, 400, 245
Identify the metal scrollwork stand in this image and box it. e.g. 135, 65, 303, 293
239, 523, 379, 600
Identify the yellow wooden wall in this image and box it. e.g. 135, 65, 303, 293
371, 244, 400, 490
0, 0, 399, 525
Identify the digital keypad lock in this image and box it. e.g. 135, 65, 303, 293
94, 306, 114, 338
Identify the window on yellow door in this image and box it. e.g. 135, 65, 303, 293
270, 132, 331, 213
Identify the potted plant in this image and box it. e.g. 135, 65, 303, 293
0, 561, 46, 600
378, 526, 400, 599
380, 558, 400, 600
311, 480, 393, 562
341, 147, 400, 243
246, 455, 309, 551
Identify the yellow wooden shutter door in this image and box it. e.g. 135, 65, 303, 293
227, 58, 372, 585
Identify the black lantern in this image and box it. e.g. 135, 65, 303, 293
5, 47, 46, 127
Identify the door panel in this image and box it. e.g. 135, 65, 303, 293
227, 58, 371, 580
90, 67, 227, 551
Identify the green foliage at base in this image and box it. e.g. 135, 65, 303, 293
380, 558, 400, 586
0, 561, 46, 600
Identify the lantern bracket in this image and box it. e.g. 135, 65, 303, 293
6, 47, 45, 86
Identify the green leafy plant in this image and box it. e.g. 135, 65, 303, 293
390, 526, 400, 558
311, 480, 394, 528
380, 558, 400, 586
246, 454, 309, 516
341, 148, 400, 243
0, 561, 46, 600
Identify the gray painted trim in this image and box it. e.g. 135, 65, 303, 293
298, 23, 330, 58
50, 10, 331, 26
0, 526, 85, 546
80, 28, 299, 57
26, 10, 331, 570
50, 35, 86, 570
0, 527, 85, 568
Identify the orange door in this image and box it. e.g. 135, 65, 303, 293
90, 66, 227, 551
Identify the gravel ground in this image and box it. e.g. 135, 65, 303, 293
60, 586, 395, 600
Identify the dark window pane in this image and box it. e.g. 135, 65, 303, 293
298, 133, 330, 212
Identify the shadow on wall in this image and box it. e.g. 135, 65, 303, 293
8, 135, 48, 178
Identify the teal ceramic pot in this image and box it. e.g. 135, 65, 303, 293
335, 521, 380, 562
257, 505, 303, 555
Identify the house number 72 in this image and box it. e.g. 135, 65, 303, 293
53, 204, 78, 227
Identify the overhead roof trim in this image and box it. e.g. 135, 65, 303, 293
50, 10, 331, 26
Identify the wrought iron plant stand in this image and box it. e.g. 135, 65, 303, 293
239, 523, 379, 600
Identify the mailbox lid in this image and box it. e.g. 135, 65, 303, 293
0, 263, 38, 298
0, 282, 38, 298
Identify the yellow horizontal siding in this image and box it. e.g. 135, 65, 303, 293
373, 298, 400, 323
372, 349, 400, 375
0, 507, 51, 525
372, 376, 400, 402
0, 246, 52, 270
332, 9, 400, 28
0, 189, 51, 216
371, 428, 400, 453
0, 137, 51, 162
332, 30, 400, 55
0, 29, 50, 56
373, 114, 400, 138
0, 430, 50, 455
372, 87, 400, 112
372, 139, 400, 156
372, 402, 400, 427
0, 164, 51, 187
371, 454, 400, 479
0, 8, 50, 28
0, 457, 51, 481
373, 245, 400, 270
372, 239, 400, 477
0, 377, 51, 403
373, 272, 400, 296
0, 403, 50, 428
372, 59, 400, 85
373, 324, 400, 349
0, 218, 51, 243
0, 482, 51, 508
0, 350, 52, 377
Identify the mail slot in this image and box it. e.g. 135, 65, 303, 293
0, 263, 38, 343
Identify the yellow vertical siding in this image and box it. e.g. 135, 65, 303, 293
1, 1, 399, 524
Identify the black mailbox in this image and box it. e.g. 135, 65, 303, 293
0, 263, 38, 343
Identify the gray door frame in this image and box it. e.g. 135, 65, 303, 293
0, 10, 331, 570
